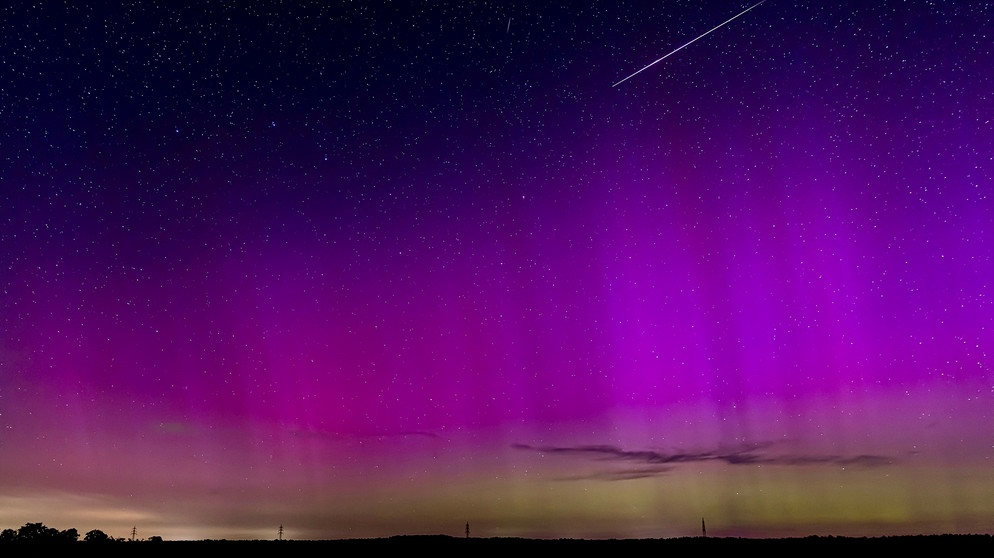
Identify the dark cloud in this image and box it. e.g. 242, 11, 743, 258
562, 467, 676, 482
512, 442, 894, 480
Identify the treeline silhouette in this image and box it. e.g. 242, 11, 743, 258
2, 522, 992, 556
0, 522, 162, 543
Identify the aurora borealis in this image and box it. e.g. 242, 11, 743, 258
2, 1, 993, 542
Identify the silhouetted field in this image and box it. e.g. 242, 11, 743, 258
5, 534, 989, 556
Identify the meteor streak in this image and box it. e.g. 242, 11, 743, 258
613, 0, 768, 87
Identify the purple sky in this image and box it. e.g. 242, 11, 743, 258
2, 1, 993, 541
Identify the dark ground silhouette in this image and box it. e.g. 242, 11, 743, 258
3, 534, 990, 556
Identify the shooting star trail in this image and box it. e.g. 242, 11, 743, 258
613, 0, 768, 88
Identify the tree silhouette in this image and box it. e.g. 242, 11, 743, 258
11, 522, 78, 542
17, 523, 56, 542
84, 529, 112, 543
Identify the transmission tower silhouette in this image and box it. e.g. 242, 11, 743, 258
131, 525, 137, 541
278, 524, 284, 540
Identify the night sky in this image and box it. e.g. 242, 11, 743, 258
2, 0, 993, 542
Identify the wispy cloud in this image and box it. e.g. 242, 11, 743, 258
512, 442, 893, 480
288, 427, 440, 442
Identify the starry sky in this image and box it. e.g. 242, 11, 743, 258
2, 0, 993, 542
